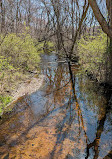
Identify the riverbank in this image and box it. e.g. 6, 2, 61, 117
0, 73, 44, 116
11, 74, 44, 100
0, 31, 54, 116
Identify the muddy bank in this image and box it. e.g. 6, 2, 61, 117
11, 74, 44, 100
0, 74, 44, 116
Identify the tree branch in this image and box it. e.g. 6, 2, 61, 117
88, 0, 112, 38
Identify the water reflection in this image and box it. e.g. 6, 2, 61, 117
0, 54, 112, 159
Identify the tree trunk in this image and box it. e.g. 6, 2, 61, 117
89, 0, 112, 84
88, 0, 112, 38
107, 0, 112, 84
0, 0, 5, 33
107, 38, 112, 84
16, 0, 19, 34
28, 0, 31, 27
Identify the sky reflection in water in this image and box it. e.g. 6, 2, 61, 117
0, 54, 112, 159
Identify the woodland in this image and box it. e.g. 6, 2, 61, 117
0, 1, 112, 158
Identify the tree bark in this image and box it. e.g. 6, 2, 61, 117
89, 0, 112, 84
16, 0, 19, 34
107, 0, 112, 84
0, 0, 5, 33
88, 0, 112, 38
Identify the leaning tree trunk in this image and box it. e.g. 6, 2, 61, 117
88, 0, 112, 85
106, 0, 112, 85
107, 38, 112, 85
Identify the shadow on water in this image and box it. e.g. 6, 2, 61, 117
0, 53, 112, 159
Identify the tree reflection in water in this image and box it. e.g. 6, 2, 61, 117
40, 56, 112, 159
0, 54, 112, 159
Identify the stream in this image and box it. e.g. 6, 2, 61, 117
0, 53, 112, 159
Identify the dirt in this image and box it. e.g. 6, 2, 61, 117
5, 74, 44, 110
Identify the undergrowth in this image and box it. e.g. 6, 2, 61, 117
77, 31, 107, 82
0, 30, 54, 115
0, 96, 12, 115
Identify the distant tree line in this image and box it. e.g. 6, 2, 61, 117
0, 0, 112, 66
0, 0, 46, 37
0, 0, 111, 45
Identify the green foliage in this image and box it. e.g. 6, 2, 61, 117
0, 31, 42, 115
0, 56, 14, 71
45, 41, 55, 53
0, 95, 12, 115
0, 31, 54, 115
77, 32, 107, 81
35, 41, 55, 54
0, 32, 42, 98
0, 32, 40, 71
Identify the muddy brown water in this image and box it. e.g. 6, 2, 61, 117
0, 54, 112, 159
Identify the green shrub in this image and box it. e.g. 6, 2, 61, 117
0, 31, 42, 114
0, 32, 40, 71
0, 56, 14, 71
0, 95, 12, 115
77, 31, 107, 81
0, 30, 54, 114
34, 41, 55, 54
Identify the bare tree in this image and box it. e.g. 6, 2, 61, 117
88, 0, 112, 38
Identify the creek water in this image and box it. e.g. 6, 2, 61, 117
0, 53, 112, 159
